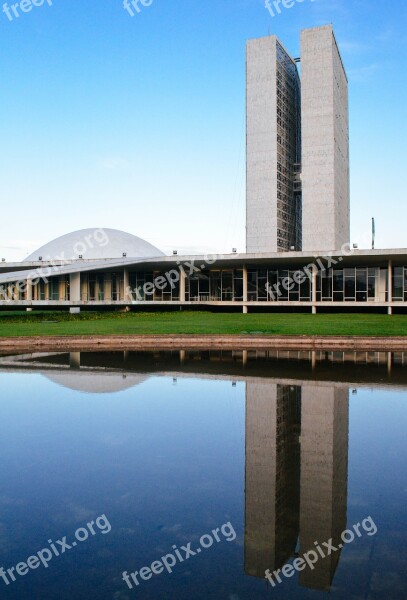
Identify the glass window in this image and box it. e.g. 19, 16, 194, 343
257, 269, 267, 301
288, 271, 300, 295
111, 273, 118, 300
210, 271, 221, 301
356, 269, 367, 302
333, 270, 343, 301
96, 275, 104, 301
368, 275, 376, 299
189, 275, 199, 301
89, 278, 96, 301
321, 271, 332, 301
356, 269, 367, 291
248, 270, 257, 301
278, 271, 289, 301
222, 271, 233, 301
393, 267, 403, 301
300, 277, 311, 301
49, 277, 59, 301
344, 269, 356, 300
234, 279, 243, 300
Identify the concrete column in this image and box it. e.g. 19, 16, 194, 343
179, 350, 186, 364
80, 275, 88, 302
243, 265, 248, 314
59, 277, 65, 301
312, 266, 317, 314
26, 280, 33, 302
388, 260, 393, 315
70, 272, 81, 302
378, 268, 387, 302
123, 268, 130, 302
104, 275, 112, 302
243, 266, 248, 301
180, 273, 186, 303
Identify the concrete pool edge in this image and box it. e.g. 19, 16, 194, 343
1, 335, 407, 353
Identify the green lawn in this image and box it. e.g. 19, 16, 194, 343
0, 311, 406, 337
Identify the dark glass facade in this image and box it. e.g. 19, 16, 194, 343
3, 264, 407, 305
276, 42, 302, 251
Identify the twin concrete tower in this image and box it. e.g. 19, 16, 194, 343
246, 25, 350, 254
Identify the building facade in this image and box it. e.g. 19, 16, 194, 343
246, 25, 350, 254
301, 26, 350, 252
246, 36, 302, 253
0, 27, 403, 315
0, 231, 406, 314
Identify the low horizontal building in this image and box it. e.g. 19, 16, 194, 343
1, 228, 406, 314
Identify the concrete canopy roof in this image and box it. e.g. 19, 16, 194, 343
1, 249, 407, 286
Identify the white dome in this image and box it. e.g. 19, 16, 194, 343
24, 228, 165, 261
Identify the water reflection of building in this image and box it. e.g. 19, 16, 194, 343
299, 385, 348, 590
245, 382, 301, 578
245, 380, 349, 591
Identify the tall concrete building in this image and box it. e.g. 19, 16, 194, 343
246, 25, 349, 254
301, 26, 350, 252
246, 37, 302, 253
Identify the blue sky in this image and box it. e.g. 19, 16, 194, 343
0, 0, 406, 260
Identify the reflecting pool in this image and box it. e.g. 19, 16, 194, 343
0, 350, 406, 599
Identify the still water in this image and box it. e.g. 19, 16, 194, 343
0, 350, 406, 599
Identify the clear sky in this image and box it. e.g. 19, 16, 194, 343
0, 0, 406, 260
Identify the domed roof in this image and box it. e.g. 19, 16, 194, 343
24, 228, 165, 261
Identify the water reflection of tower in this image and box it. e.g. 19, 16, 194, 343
244, 381, 301, 578
244, 380, 349, 591
299, 384, 349, 590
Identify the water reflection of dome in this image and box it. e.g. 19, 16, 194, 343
43, 372, 148, 394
